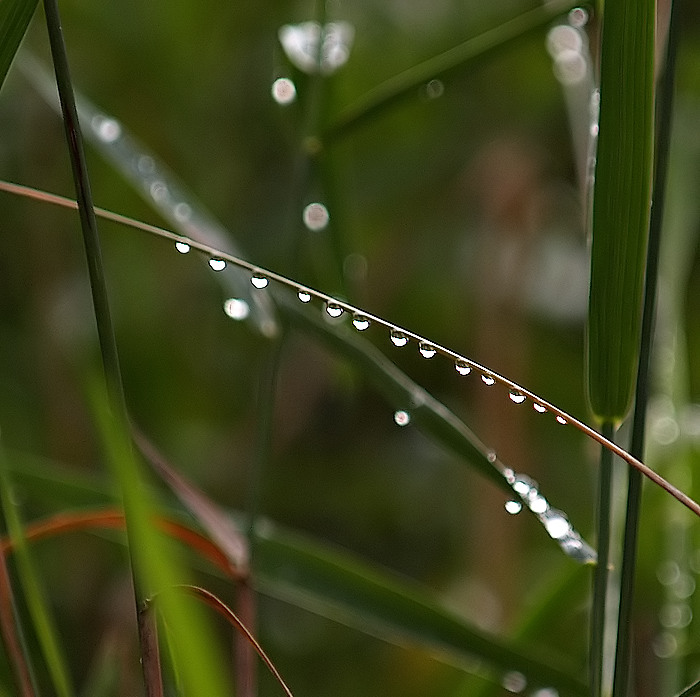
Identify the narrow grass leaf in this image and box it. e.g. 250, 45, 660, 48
0, 0, 37, 92
252, 520, 587, 696
0, 440, 74, 697
586, 0, 656, 423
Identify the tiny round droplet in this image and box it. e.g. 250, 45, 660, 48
556, 415, 567, 425
394, 410, 411, 426
533, 403, 547, 413
390, 330, 409, 347
509, 390, 526, 404
568, 7, 589, 27
251, 274, 269, 289
424, 79, 444, 99
502, 671, 527, 693
505, 500, 523, 515
352, 315, 370, 331
419, 343, 436, 359
223, 298, 250, 321
325, 303, 344, 318
271, 77, 297, 105
209, 258, 226, 271
481, 375, 496, 386
455, 360, 472, 376
175, 241, 191, 254
303, 202, 330, 231
297, 289, 312, 303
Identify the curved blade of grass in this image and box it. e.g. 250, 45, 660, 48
0, 0, 37, 92
586, 0, 656, 423
0, 438, 73, 697
251, 519, 587, 696
17, 52, 278, 340
324, 0, 577, 141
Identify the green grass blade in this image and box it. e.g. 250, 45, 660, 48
0, 0, 37, 92
0, 439, 74, 697
586, 0, 656, 423
324, 0, 576, 141
252, 520, 587, 696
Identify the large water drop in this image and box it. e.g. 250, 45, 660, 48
419, 343, 436, 359
533, 403, 547, 413
542, 510, 571, 540
390, 331, 408, 347
509, 390, 526, 404
303, 202, 330, 231
272, 77, 297, 105
223, 298, 250, 321
394, 410, 411, 427
505, 500, 523, 515
251, 274, 269, 289
501, 671, 527, 693
175, 241, 191, 254
209, 258, 226, 272
455, 360, 471, 376
481, 375, 496, 386
326, 303, 343, 318
352, 315, 370, 331
297, 289, 312, 303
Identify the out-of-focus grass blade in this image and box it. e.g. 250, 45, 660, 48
252, 520, 587, 696
0, 0, 37, 93
325, 0, 577, 141
0, 439, 74, 697
586, 0, 655, 423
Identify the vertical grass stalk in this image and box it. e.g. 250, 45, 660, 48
612, 3, 682, 695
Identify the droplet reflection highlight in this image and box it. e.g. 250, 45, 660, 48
251, 274, 269, 289
209, 258, 226, 272
394, 410, 411, 427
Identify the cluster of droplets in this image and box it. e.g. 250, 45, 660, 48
545, 8, 591, 87
503, 469, 596, 564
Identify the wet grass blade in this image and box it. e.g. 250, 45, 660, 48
0, 0, 37, 92
324, 0, 576, 141
586, 0, 656, 423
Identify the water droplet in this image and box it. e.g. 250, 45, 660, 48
568, 7, 589, 27
531, 690, 560, 697
509, 390, 526, 404
502, 671, 527, 693
325, 303, 343, 318
542, 510, 571, 540
223, 298, 250, 321
137, 155, 155, 174
481, 375, 496, 386
660, 603, 693, 629
278, 21, 354, 75
394, 410, 411, 426
424, 79, 444, 99
455, 360, 472, 376
352, 315, 370, 331
92, 115, 122, 143
390, 330, 408, 347
303, 202, 330, 231
657, 561, 681, 587
675, 573, 696, 599
546, 25, 583, 57
533, 403, 547, 413
271, 77, 297, 105
505, 500, 523, 515
251, 274, 269, 289
209, 258, 226, 272
150, 181, 169, 202
652, 631, 678, 659
528, 495, 549, 514
174, 202, 192, 222
297, 289, 312, 303
419, 343, 436, 359
556, 415, 567, 425
487, 451, 497, 463
175, 241, 191, 254
512, 475, 536, 497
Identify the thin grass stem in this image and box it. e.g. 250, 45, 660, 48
590, 421, 615, 697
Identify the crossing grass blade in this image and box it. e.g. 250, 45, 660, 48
0, 0, 37, 92
586, 0, 656, 424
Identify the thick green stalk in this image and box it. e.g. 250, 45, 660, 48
586, 0, 656, 423
612, 3, 681, 695
590, 422, 615, 697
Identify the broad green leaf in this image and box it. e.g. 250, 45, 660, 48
0, 0, 38, 93
586, 0, 655, 423
252, 520, 587, 696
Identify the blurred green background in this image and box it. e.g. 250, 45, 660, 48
1, 1, 700, 695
